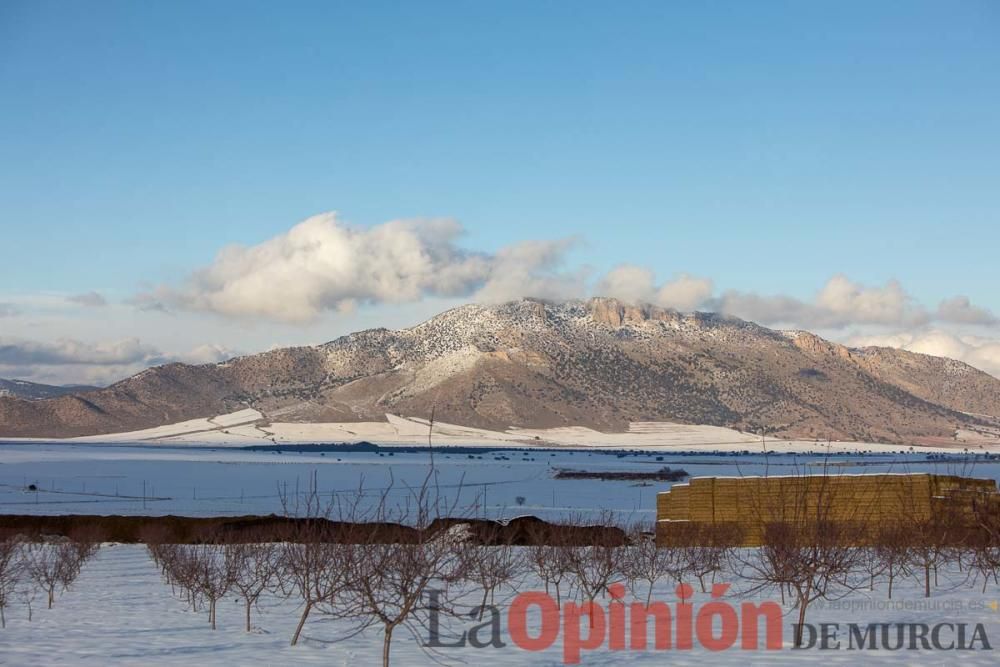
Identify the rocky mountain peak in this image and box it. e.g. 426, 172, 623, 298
2, 298, 999, 444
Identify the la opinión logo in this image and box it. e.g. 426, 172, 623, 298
426, 584, 994, 663
426, 582, 783, 664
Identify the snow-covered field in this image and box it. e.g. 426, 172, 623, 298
7, 409, 990, 454
1, 544, 998, 665
1, 444, 998, 520
2, 442, 1000, 664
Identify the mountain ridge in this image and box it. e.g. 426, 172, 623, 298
2, 298, 998, 444
0, 378, 100, 401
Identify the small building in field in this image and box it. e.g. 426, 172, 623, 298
656, 473, 1000, 547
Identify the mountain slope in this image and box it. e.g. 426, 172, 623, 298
2, 298, 998, 444
0, 378, 99, 400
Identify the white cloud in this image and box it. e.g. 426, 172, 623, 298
814, 274, 926, 327
595, 265, 657, 304
846, 330, 1000, 378
470, 238, 588, 303
595, 264, 714, 311
138, 212, 583, 322
712, 290, 816, 326
655, 274, 715, 311
0, 337, 239, 386
714, 275, 933, 329
0, 303, 19, 317
0, 337, 162, 367
180, 344, 240, 365
67, 291, 108, 308
936, 296, 998, 325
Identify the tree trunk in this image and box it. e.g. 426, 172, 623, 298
924, 564, 931, 598
210, 599, 217, 630
47, 588, 54, 609
383, 624, 394, 667
479, 589, 489, 620
291, 601, 312, 646
246, 599, 252, 632
795, 601, 809, 648
794, 581, 812, 649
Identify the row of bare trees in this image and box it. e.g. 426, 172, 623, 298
0, 534, 99, 628
5, 513, 999, 660
149, 540, 289, 632
144, 519, 730, 664
134, 457, 1000, 663
140, 476, 1000, 663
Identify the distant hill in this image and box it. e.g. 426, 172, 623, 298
2, 298, 999, 444
0, 378, 99, 401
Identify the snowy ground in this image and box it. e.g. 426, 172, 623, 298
3, 442, 1000, 664
1, 444, 997, 520
6, 409, 992, 454
1, 544, 998, 665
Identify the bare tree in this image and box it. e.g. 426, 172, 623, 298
874, 520, 912, 599
969, 497, 1000, 593
459, 537, 525, 618
276, 530, 354, 645
190, 545, 233, 630
155, 544, 200, 611
224, 541, 278, 632
566, 537, 624, 604
24, 542, 83, 609
348, 515, 469, 665
622, 523, 680, 605
272, 463, 475, 666
737, 473, 870, 648
67, 527, 102, 563
325, 467, 473, 667
0, 538, 23, 628
273, 471, 367, 646
160, 545, 232, 629
529, 544, 571, 608
17, 577, 37, 623
673, 523, 741, 593
745, 520, 867, 647
906, 509, 957, 598
352, 539, 449, 666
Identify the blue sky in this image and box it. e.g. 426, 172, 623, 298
1, 1, 999, 383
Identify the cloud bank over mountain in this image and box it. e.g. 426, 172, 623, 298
135, 213, 584, 323
137, 211, 995, 331
0, 337, 238, 386
4, 211, 998, 383
846, 330, 1000, 379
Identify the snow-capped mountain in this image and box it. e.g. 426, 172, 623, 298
2, 298, 999, 444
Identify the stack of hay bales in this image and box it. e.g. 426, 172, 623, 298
656, 473, 1000, 547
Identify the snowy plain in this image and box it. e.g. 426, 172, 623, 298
10, 409, 994, 454
1, 543, 998, 666
2, 428, 1000, 665
1, 443, 998, 521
